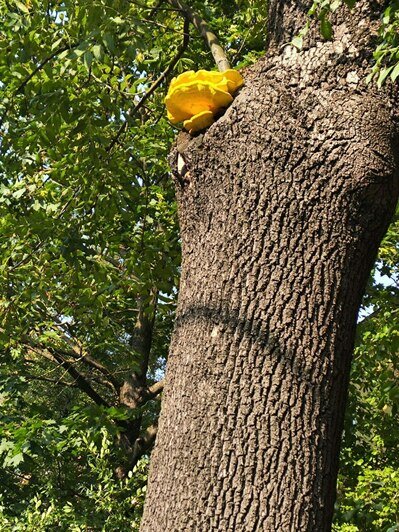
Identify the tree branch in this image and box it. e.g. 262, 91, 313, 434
166, 0, 230, 71
143, 379, 165, 403
47, 349, 111, 408
16, 42, 79, 94
131, 423, 158, 466
149, 0, 167, 19
22, 322, 122, 393
20, 373, 80, 388
24, 343, 110, 407
106, 16, 190, 152
63, 347, 121, 392
2, 40, 77, 131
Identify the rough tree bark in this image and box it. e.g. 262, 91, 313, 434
141, 1, 399, 530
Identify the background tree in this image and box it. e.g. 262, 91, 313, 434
0, 0, 398, 530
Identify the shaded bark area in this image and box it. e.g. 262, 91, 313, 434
141, 5, 399, 531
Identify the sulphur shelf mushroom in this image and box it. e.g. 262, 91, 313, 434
183, 110, 215, 135
165, 69, 244, 134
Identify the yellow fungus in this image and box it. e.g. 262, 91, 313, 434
169, 69, 244, 96
165, 69, 244, 134
165, 83, 233, 124
183, 110, 215, 134
222, 69, 245, 93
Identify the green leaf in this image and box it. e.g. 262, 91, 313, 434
320, 13, 333, 40
83, 51, 93, 70
291, 35, 303, 50
102, 33, 115, 54
12, 188, 26, 199
365, 74, 373, 87
8, 453, 24, 467
377, 65, 394, 87
51, 38, 64, 51
390, 62, 399, 82
92, 44, 103, 60
14, 0, 29, 14
111, 16, 125, 25
330, 0, 341, 11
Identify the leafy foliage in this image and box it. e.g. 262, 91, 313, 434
367, 0, 399, 86
0, 378, 148, 530
334, 217, 399, 531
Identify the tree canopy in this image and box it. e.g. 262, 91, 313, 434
0, 1, 398, 530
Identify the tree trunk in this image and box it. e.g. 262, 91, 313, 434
141, 2, 399, 530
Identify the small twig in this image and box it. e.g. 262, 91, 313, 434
0, 41, 79, 129
106, 16, 190, 153
9, 185, 82, 272
149, 0, 166, 18
20, 373, 80, 388
23, 339, 111, 407
155, 172, 169, 185
128, 0, 176, 13
50, 349, 110, 407
64, 348, 121, 391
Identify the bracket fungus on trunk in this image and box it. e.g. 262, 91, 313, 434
165, 69, 244, 135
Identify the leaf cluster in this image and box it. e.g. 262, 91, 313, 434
335, 217, 399, 531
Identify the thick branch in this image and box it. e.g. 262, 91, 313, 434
147, 378, 165, 398
131, 423, 158, 465
64, 347, 121, 391
142, 379, 165, 403
167, 0, 230, 71
25, 343, 110, 407
48, 350, 110, 408
131, 297, 158, 380
23, 329, 121, 393
119, 302, 157, 409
